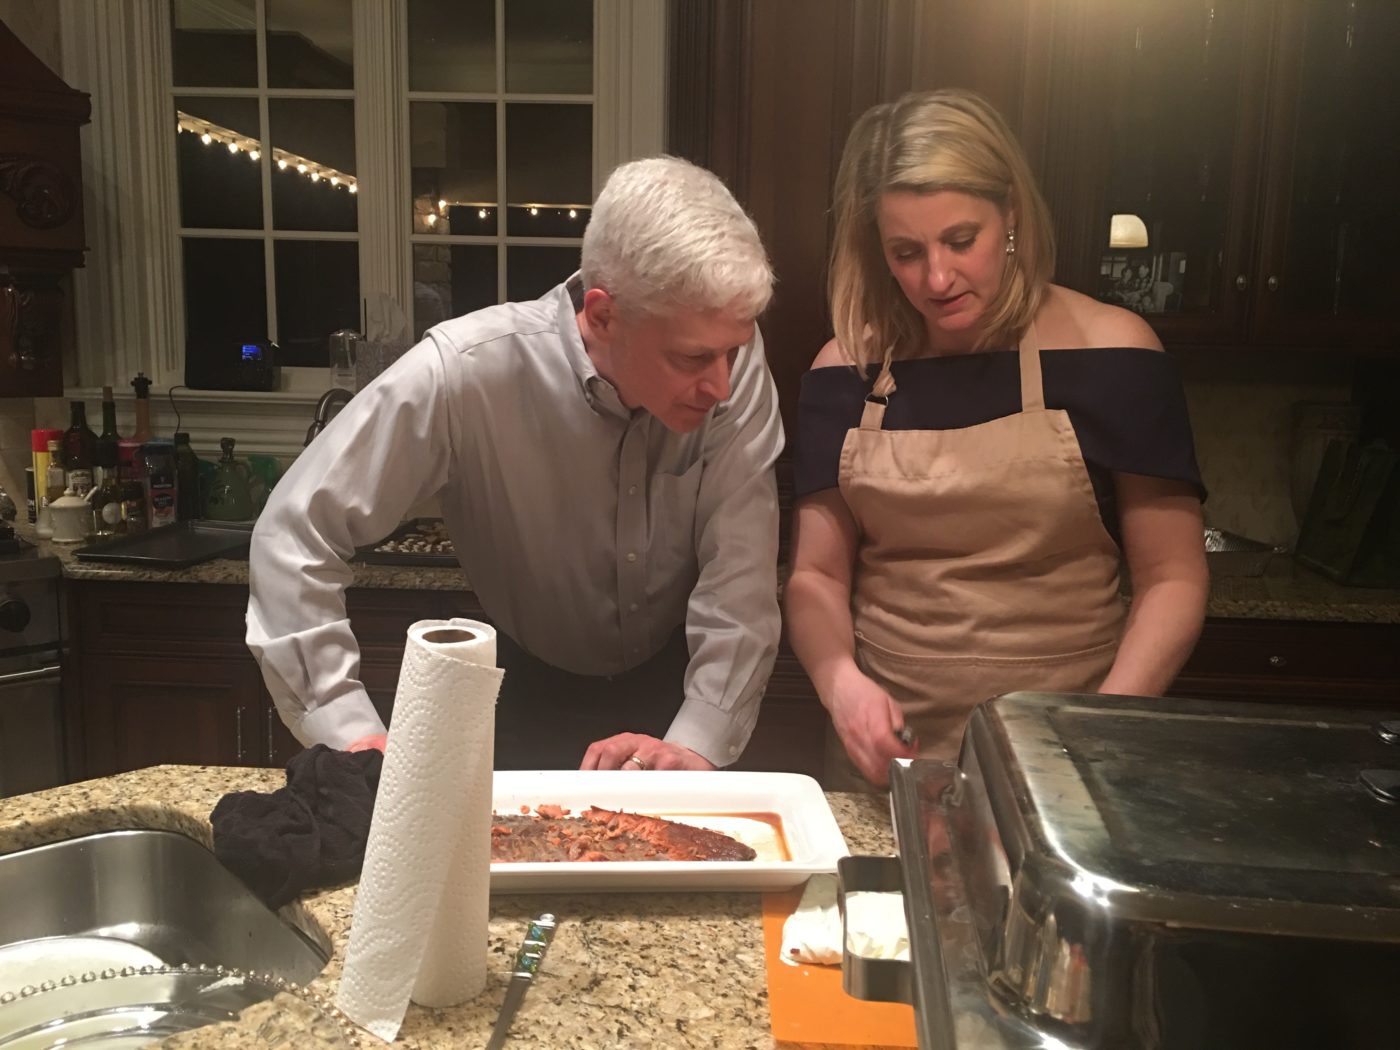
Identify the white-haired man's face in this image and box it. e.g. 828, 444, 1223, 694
580, 291, 754, 434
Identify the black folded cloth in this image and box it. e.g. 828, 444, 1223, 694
211, 744, 383, 909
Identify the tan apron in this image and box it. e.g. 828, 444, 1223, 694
832, 329, 1125, 783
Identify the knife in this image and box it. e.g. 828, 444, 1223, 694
485, 912, 558, 1050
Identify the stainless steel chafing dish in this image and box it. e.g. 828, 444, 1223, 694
845, 692, 1400, 1049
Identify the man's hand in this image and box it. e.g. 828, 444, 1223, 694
827, 666, 917, 788
581, 733, 717, 772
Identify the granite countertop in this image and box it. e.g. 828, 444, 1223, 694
0, 767, 896, 1049
13, 520, 1400, 623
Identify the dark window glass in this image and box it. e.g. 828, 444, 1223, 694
171, 0, 256, 88
175, 97, 263, 230
182, 238, 268, 384
274, 240, 360, 366
408, 0, 495, 92
505, 103, 591, 237
414, 244, 496, 339
411, 102, 497, 235
270, 99, 358, 231
504, 0, 593, 94
506, 246, 578, 302
267, 0, 354, 89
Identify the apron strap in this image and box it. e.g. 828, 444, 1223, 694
859, 363, 897, 429
1017, 322, 1046, 412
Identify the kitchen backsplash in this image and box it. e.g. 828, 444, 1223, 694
1179, 350, 1355, 550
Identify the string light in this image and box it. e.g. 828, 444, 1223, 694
528, 206, 539, 216
438, 198, 447, 212
425, 213, 437, 227
568, 208, 577, 219
176, 110, 357, 193
478, 208, 488, 219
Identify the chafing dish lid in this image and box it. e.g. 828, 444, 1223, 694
961, 692, 1400, 936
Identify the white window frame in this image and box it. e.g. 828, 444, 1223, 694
57, 0, 666, 458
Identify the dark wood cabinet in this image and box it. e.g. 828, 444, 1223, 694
78, 653, 263, 776
0, 17, 90, 397
65, 580, 828, 779
1036, 0, 1400, 352
1169, 618, 1400, 711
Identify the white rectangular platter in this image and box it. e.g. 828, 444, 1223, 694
488, 769, 849, 893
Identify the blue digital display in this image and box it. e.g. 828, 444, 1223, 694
241, 343, 262, 361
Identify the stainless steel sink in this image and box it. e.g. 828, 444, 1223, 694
0, 829, 330, 1044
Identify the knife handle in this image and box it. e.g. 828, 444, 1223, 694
512, 913, 557, 979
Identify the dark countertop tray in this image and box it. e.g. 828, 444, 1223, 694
73, 521, 254, 568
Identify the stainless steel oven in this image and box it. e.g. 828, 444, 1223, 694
0, 552, 64, 798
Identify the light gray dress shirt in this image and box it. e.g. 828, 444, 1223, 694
246, 278, 784, 766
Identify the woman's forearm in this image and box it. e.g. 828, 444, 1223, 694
1098, 577, 1208, 696
783, 569, 862, 705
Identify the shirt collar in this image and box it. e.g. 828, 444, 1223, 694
558, 272, 629, 418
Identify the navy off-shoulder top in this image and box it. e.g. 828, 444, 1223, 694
794, 347, 1206, 547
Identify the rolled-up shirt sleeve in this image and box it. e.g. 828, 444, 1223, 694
666, 328, 785, 766
246, 339, 455, 747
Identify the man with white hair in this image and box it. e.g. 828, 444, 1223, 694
247, 156, 783, 772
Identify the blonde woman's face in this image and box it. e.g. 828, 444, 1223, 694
877, 189, 1012, 354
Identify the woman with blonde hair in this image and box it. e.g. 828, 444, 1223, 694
785, 90, 1208, 787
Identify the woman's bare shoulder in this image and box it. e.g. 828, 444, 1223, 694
1039, 285, 1165, 351
810, 337, 858, 370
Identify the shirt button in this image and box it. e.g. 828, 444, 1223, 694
728, 745, 739, 757
627, 485, 638, 496
626, 552, 637, 562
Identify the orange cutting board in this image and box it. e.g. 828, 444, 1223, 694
762, 886, 918, 1048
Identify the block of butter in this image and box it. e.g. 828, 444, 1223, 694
843, 890, 910, 962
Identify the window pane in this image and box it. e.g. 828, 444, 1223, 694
505, 0, 592, 94
274, 241, 360, 367
183, 238, 268, 383
270, 99, 358, 231
175, 96, 263, 230
414, 244, 496, 339
266, 0, 353, 89
411, 102, 496, 234
408, 0, 495, 93
171, 0, 256, 88
506, 245, 578, 302
506, 103, 591, 237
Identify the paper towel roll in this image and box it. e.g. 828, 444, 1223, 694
336, 618, 504, 1042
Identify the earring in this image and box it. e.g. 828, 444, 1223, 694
1005, 228, 1017, 256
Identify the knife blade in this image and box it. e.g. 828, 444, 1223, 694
485, 912, 557, 1050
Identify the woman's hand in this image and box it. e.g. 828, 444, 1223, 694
580, 733, 718, 772
827, 664, 918, 788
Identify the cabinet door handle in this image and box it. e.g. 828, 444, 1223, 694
1268, 654, 1286, 669
1235, 273, 1249, 291
1266, 275, 1279, 292
236, 706, 246, 762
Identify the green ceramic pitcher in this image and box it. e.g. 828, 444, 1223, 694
203, 437, 255, 521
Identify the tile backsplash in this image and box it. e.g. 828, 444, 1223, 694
1179, 349, 1355, 549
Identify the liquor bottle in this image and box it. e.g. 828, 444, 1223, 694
96, 385, 121, 488
173, 432, 201, 520
130, 372, 153, 443
90, 460, 127, 537
61, 402, 98, 497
